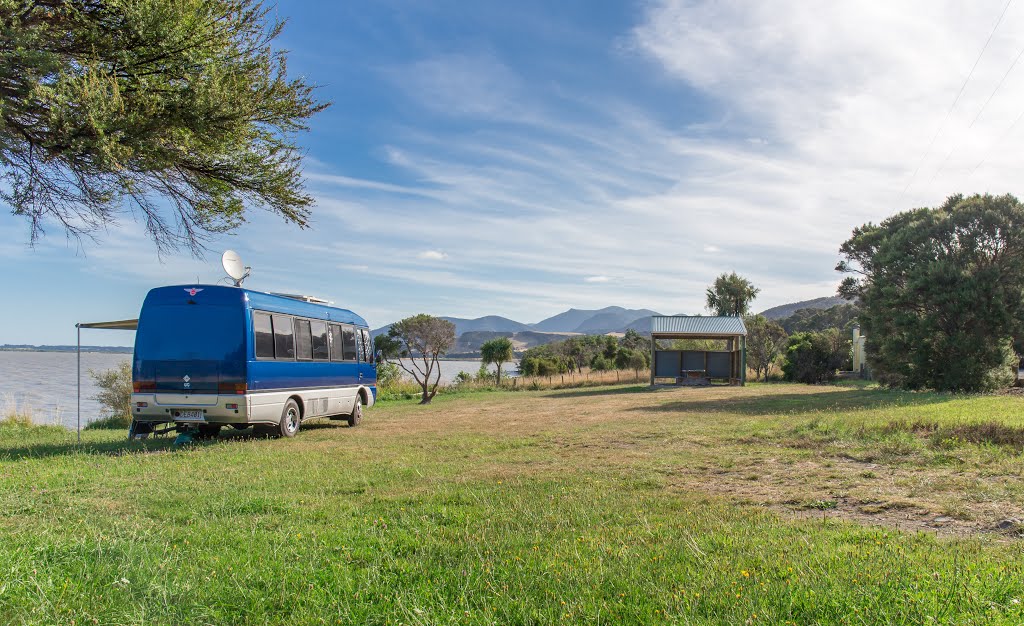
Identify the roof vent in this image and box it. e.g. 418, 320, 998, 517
271, 293, 332, 305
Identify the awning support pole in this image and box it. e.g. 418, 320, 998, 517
76, 324, 81, 443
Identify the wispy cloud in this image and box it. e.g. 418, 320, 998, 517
417, 250, 449, 261
584, 275, 611, 283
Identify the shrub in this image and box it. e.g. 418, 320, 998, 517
85, 414, 132, 430
782, 330, 847, 384
90, 361, 132, 422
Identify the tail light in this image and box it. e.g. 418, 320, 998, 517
136, 402, 148, 408
133, 381, 156, 392
225, 403, 238, 410
218, 382, 247, 395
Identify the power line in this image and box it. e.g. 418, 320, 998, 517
970, 107, 1024, 174
900, 0, 1013, 196
968, 43, 1024, 128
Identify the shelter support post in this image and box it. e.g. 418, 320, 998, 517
740, 335, 747, 386
650, 336, 656, 386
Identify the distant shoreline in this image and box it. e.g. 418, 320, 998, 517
0, 346, 133, 354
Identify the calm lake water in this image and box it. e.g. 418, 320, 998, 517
0, 351, 508, 429
0, 351, 131, 429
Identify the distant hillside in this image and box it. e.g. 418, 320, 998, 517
533, 306, 663, 333
450, 330, 575, 356
531, 308, 601, 333
372, 315, 530, 338
759, 297, 847, 320
570, 307, 661, 334
778, 304, 860, 334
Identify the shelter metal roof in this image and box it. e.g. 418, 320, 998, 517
77, 319, 138, 330
651, 315, 746, 336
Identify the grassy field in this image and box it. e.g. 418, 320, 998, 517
1, 382, 1024, 624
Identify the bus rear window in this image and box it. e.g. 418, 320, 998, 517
135, 305, 243, 361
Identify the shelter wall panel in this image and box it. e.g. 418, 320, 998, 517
682, 351, 705, 371
655, 351, 681, 377
707, 352, 732, 378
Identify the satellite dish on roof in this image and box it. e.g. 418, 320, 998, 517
221, 250, 250, 287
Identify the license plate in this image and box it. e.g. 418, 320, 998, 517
177, 410, 205, 422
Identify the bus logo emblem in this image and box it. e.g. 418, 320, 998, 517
185, 288, 203, 296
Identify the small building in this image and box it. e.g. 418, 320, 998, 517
650, 315, 747, 386
852, 326, 868, 378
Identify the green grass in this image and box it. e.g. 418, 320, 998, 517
1, 384, 1023, 624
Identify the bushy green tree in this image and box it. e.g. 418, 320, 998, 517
781, 330, 846, 384
480, 337, 514, 384
615, 348, 649, 379
377, 314, 456, 404
706, 272, 760, 317
838, 193, 1024, 391
745, 315, 788, 381
1, 0, 327, 253
620, 329, 651, 355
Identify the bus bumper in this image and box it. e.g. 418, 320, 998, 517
130, 393, 249, 425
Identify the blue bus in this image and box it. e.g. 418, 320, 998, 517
130, 285, 376, 438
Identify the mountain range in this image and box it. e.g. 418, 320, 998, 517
374, 298, 847, 338
758, 296, 847, 320
371, 306, 664, 338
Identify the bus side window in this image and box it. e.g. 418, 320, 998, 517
361, 329, 372, 362
311, 320, 329, 361
329, 324, 344, 362
254, 312, 275, 358
342, 326, 358, 361
272, 314, 295, 359
294, 318, 313, 361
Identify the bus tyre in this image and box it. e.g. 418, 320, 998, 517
279, 399, 301, 438
347, 397, 363, 427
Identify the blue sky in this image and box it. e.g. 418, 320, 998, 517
3, 0, 1024, 345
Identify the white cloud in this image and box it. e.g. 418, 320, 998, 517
584, 275, 611, 283
417, 250, 449, 261
703, 245, 720, 253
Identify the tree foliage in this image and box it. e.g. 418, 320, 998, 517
778, 304, 860, 335
0, 0, 327, 253
745, 315, 788, 381
479, 337, 514, 384
781, 330, 846, 384
706, 272, 760, 317
838, 194, 1024, 391
377, 315, 456, 404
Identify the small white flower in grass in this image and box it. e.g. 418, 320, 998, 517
1012, 598, 1020, 605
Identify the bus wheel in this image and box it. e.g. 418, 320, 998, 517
347, 397, 363, 427
280, 399, 301, 438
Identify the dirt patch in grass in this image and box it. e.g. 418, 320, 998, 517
666, 454, 1024, 538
